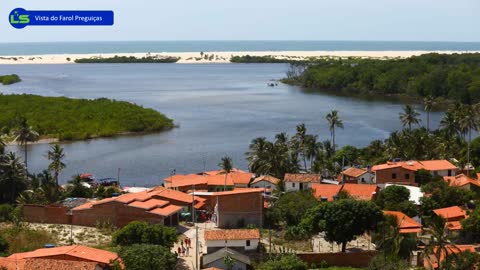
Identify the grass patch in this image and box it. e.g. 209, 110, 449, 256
0, 226, 56, 254
0, 74, 21, 85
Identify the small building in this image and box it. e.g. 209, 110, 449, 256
433, 206, 468, 231
197, 189, 264, 228
342, 183, 379, 201
250, 175, 280, 191
443, 174, 480, 191
0, 245, 121, 270
284, 173, 321, 192
164, 171, 253, 192
339, 167, 375, 184
204, 229, 260, 253
72, 186, 203, 227
202, 248, 251, 270
311, 183, 342, 202
384, 211, 422, 234
373, 160, 458, 186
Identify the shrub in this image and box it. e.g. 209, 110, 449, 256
119, 244, 177, 270
0, 204, 14, 222
112, 221, 177, 248
0, 227, 56, 253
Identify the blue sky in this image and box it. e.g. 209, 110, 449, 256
1, 0, 479, 42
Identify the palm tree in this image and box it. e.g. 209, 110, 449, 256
47, 144, 66, 186
293, 123, 308, 171
218, 156, 233, 191
0, 152, 27, 203
0, 137, 5, 155
399, 105, 421, 130
440, 111, 459, 138
459, 105, 478, 175
423, 96, 435, 133
326, 110, 344, 152
305, 135, 321, 171
424, 217, 459, 269
13, 117, 39, 172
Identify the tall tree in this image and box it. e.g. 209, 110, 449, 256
13, 117, 39, 172
0, 152, 28, 203
423, 96, 435, 133
47, 144, 66, 186
399, 105, 421, 130
459, 105, 478, 175
440, 110, 459, 138
218, 156, 233, 191
424, 217, 458, 269
293, 123, 308, 171
326, 110, 343, 153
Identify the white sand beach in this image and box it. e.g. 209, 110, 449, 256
0, 50, 478, 64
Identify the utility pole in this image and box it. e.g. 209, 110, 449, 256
195, 225, 199, 270
117, 168, 121, 187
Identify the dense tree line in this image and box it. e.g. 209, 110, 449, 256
0, 94, 174, 141
283, 53, 480, 104
230, 55, 300, 63
0, 74, 21, 85
74, 55, 180, 63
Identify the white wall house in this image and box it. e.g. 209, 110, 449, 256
251, 175, 280, 191
204, 229, 260, 254
284, 173, 321, 192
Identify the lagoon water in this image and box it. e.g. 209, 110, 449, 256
0, 63, 445, 186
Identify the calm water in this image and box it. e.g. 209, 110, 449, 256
0, 64, 445, 186
0, 40, 480, 55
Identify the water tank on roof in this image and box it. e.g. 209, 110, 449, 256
44, 244, 55, 248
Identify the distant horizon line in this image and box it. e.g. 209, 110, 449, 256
1, 39, 480, 44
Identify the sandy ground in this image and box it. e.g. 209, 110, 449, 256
28, 223, 112, 246
1, 50, 478, 64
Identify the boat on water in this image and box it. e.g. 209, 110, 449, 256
79, 173, 120, 188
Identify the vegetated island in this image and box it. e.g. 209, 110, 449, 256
0, 74, 21, 85
230, 55, 303, 63
281, 53, 480, 105
0, 94, 174, 141
74, 55, 180, 63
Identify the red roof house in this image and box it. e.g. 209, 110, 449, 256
384, 211, 422, 234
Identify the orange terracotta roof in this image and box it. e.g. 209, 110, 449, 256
150, 204, 183, 217
284, 173, 321, 183
72, 186, 196, 217
7, 245, 119, 265
251, 175, 280, 185
433, 206, 468, 220
342, 167, 368, 178
311, 184, 342, 201
164, 174, 207, 188
372, 160, 457, 172
213, 188, 265, 196
446, 221, 463, 231
204, 229, 260, 241
443, 174, 480, 188
384, 211, 422, 234
229, 172, 254, 185
424, 245, 475, 269
128, 198, 169, 210
342, 184, 378, 201
205, 174, 235, 186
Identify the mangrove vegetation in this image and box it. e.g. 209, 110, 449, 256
74, 55, 180, 63
0, 94, 174, 141
0, 74, 21, 85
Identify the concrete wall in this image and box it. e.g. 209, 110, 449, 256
204, 259, 247, 270
206, 239, 259, 252
286, 182, 311, 192
296, 251, 378, 268
252, 181, 276, 190
432, 169, 455, 177
72, 201, 164, 227
217, 192, 263, 229
375, 167, 416, 185
22, 205, 71, 224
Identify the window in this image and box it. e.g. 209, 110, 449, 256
448, 170, 452, 176
292, 183, 295, 188
405, 173, 410, 179
246, 240, 251, 246
392, 173, 397, 179
299, 183, 304, 190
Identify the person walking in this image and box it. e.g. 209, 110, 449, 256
177, 246, 182, 257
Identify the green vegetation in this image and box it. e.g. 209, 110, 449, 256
283, 53, 480, 104
0, 94, 174, 141
117, 244, 177, 270
0, 74, 21, 85
374, 185, 417, 217
255, 254, 308, 270
0, 226, 56, 254
111, 221, 177, 248
74, 55, 180, 63
231, 55, 298, 63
